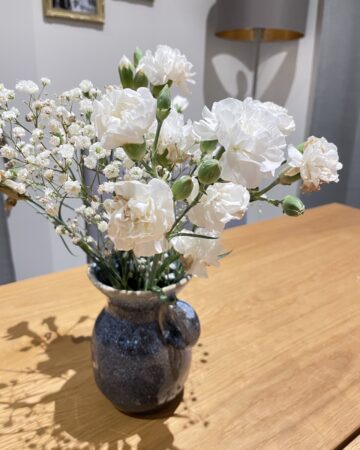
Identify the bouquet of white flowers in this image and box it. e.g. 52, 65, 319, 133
0, 45, 342, 297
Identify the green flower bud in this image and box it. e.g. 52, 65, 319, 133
151, 84, 164, 98
118, 56, 134, 89
123, 142, 147, 161
282, 195, 305, 217
200, 140, 218, 154
151, 80, 173, 98
198, 159, 221, 185
133, 47, 143, 68
172, 176, 194, 200
133, 70, 148, 89
297, 142, 305, 153
156, 85, 171, 122
156, 149, 172, 168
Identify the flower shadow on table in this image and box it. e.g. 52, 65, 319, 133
1, 317, 209, 450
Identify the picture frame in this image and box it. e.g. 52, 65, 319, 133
43, 0, 105, 24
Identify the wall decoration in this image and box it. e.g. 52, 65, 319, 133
43, 0, 104, 24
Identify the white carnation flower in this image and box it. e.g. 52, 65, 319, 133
15, 80, 39, 95
259, 101, 295, 136
64, 179, 81, 196
93, 87, 156, 149
194, 97, 293, 188
139, 45, 195, 94
287, 136, 342, 191
107, 179, 175, 257
171, 229, 224, 277
188, 182, 250, 232
173, 95, 189, 113
155, 109, 196, 163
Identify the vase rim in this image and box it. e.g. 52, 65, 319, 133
87, 264, 191, 303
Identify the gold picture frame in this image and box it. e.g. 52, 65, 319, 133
43, 0, 104, 24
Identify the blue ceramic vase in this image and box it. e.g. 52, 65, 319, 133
88, 265, 200, 414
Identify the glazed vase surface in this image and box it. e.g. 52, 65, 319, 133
89, 265, 200, 413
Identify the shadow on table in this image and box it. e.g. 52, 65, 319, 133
1, 317, 209, 449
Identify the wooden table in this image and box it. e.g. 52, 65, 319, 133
0, 203, 360, 450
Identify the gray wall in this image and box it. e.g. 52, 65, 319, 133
304, 0, 360, 209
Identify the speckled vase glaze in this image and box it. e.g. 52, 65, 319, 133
88, 265, 200, 414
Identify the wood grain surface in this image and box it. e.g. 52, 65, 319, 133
0, 203, 359, 450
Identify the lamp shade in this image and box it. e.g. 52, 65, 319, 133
216, 0, 309, 41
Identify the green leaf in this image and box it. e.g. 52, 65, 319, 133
173, 232, 218, 240
59, 234, 77, 257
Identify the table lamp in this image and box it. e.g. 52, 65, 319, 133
215, 0, 309, 98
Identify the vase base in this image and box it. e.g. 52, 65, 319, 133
115, 390, 184, 419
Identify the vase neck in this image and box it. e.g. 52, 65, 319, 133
106, 299, 162, 323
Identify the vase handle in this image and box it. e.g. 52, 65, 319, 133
159, 300, 201, 350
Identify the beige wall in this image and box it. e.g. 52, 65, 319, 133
2, 0, 320, 280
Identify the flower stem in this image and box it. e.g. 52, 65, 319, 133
147, 253, 161, 289
167, 192, 202, 237
255, 178, 280, 198
151, 120, 163, 176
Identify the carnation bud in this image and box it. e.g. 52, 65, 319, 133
133, 47, 143, 68
156, 149, 172, 168
282, 195, 305, 217
198, 159, 221, 185
151, 81, 172, 98
200, 140, 218, 154
156, 85, 171, 122
134, 70, 148, 89
172, 176, 194, 201
118, 56, 134, 89
297, 142, 305, 153
123, 142, 147, 161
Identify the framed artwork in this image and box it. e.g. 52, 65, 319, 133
43, 0, 105, 24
